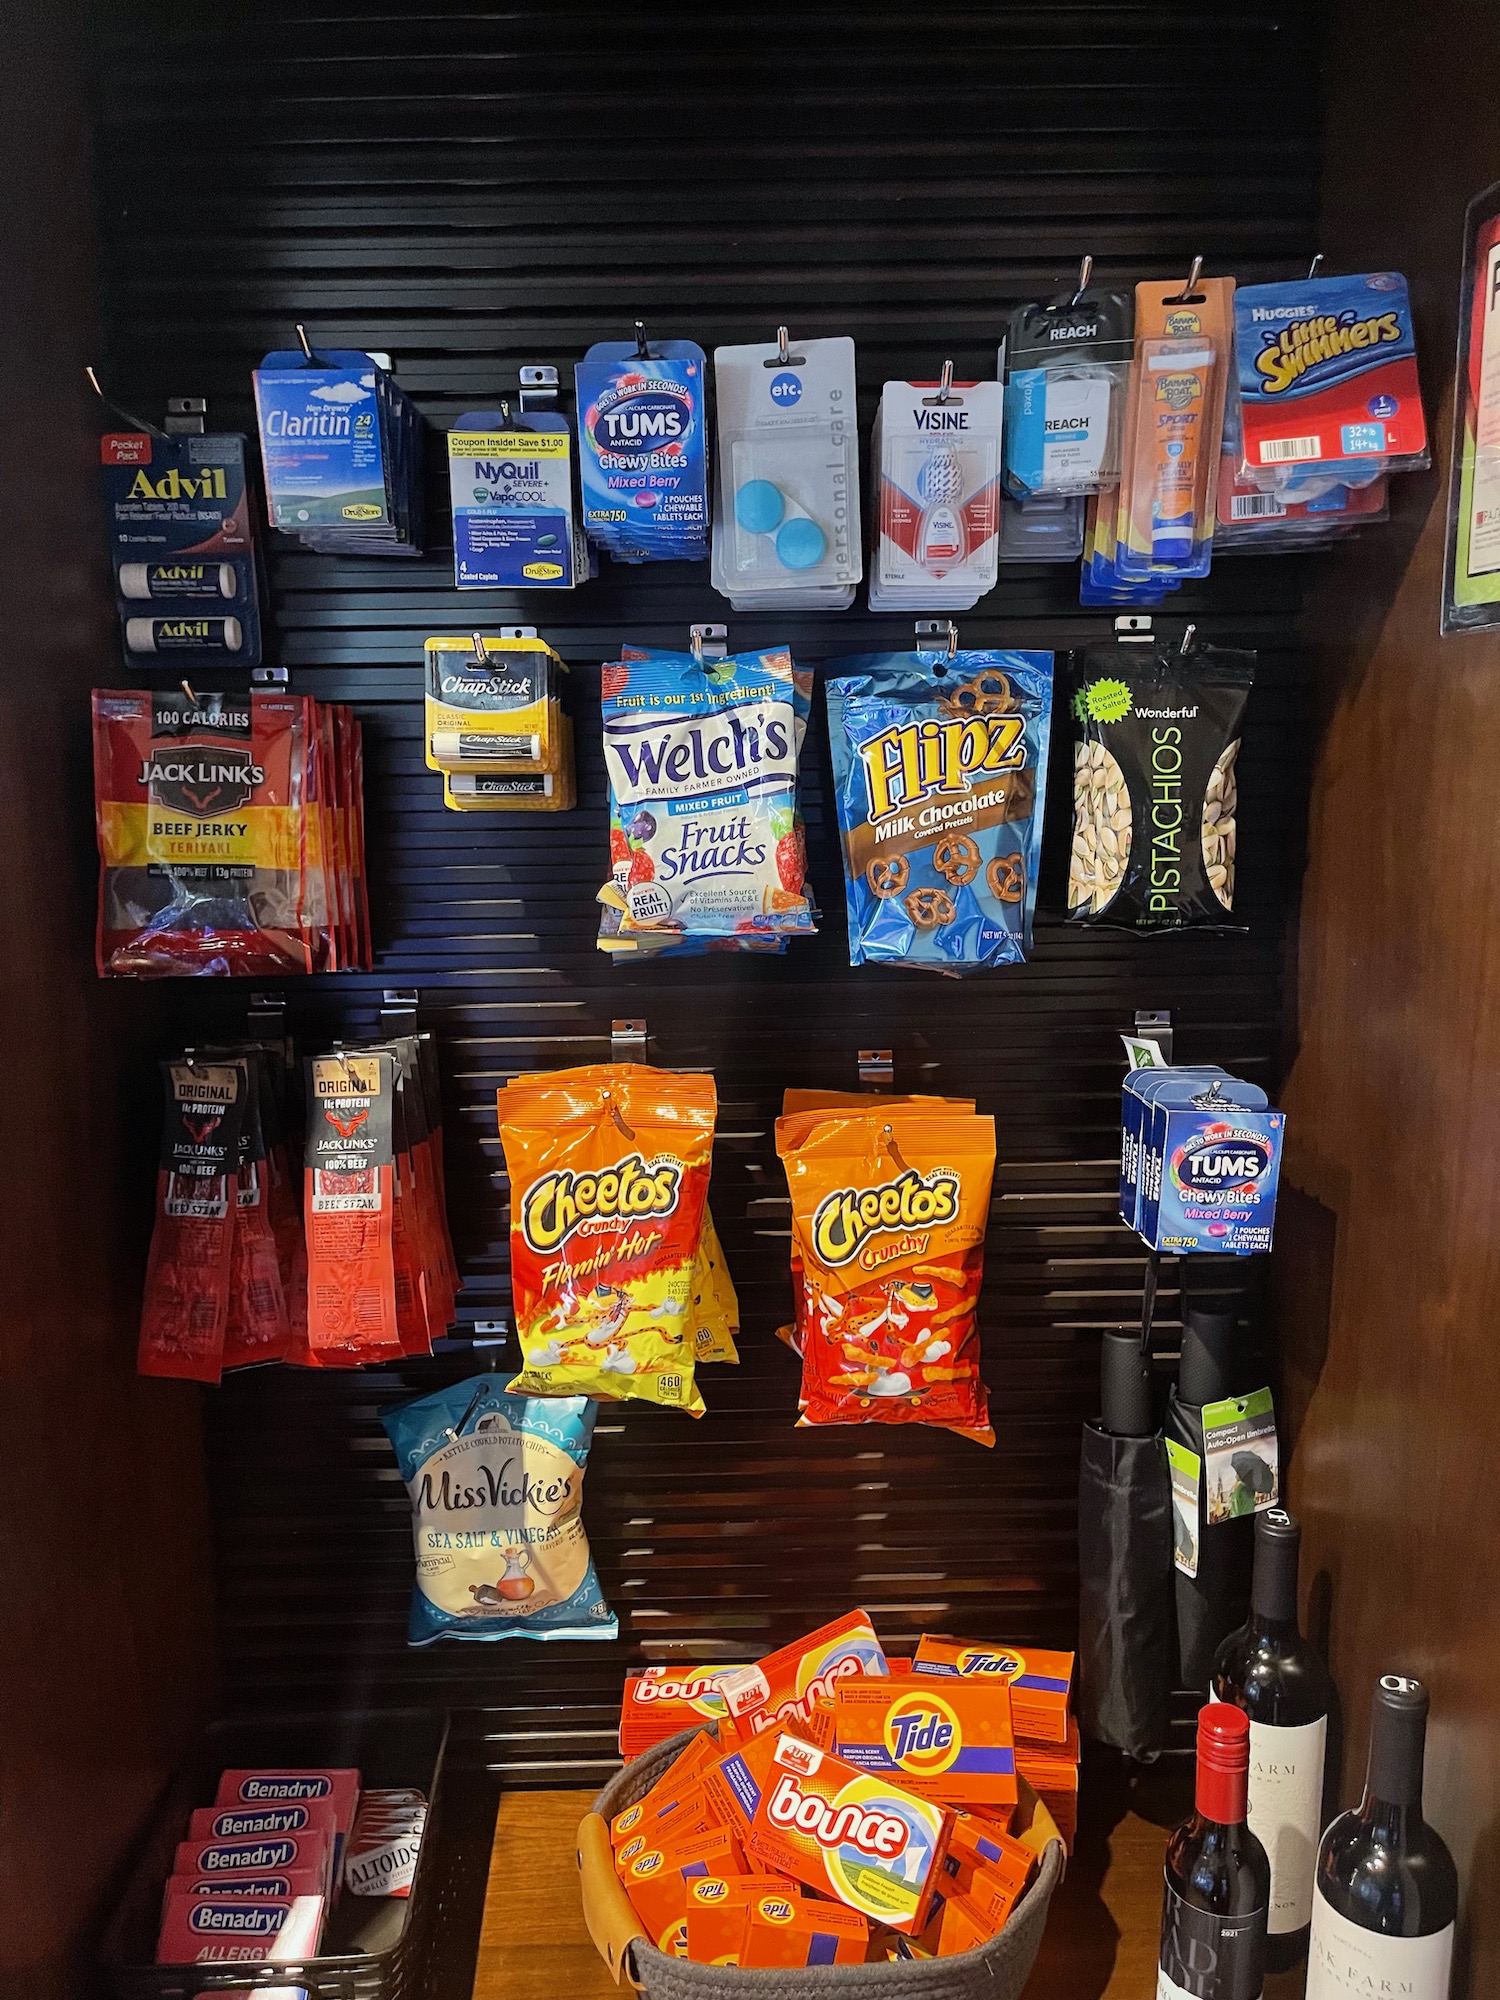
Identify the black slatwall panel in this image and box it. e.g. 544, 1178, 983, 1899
90, 1, 1320, 1774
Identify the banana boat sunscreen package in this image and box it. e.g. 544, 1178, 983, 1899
1113, 274, 1235, 582
381, 1374, 616, 1643
448, 407, 584, 588
703, 1730, 952, 1935
574, 338, 709, 562
497, 1064, 716, 1413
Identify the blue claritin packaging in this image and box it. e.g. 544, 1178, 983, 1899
253, 344, 426, 556
825, 648, 1053, 972
99, 429, 265, 666
381, 1375, 616, 1644
574, 338, 709, 563
448, 408, 584, 588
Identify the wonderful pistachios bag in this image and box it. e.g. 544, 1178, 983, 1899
1067, 641, 1254, 931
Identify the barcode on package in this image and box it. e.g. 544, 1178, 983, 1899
1259, 436, 1321, 462
1230, 492, 1286, 519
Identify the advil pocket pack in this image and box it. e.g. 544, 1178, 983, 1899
833, 1674, 1017, 1810
703, 1729, 952, 1936
912, 1637, 1075, 1745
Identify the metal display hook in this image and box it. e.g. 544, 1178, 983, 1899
1167, 256, 1205, 303
1071, 254, 1094, 303
84, 365, 170, 441
690, 623, 728, 663
634, 320, 652, 360
915, 618, 959, 659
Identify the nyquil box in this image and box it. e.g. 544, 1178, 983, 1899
1138, 1074, 1283, 1254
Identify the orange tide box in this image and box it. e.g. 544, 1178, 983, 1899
833, 1675, 1017, 1810
619, 1666, 749, 1759
946, 1810, 1034, 1899
911, 1639, 1075, 1745
619, 1825, 744, 1955
717, 1612, 888, 1742
742, 1890, 868, 1968
611, 1733, 720, 1850
702, 1728, 951, 1936
684, 1874, 796, 1967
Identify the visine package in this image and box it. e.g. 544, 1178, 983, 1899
381, 1376, 616, 1644
253, 345, 425, 556
869, 378, 1003, 612
448, 409, 585, 588
574, 338, 709, 562
712, 334, 861, 610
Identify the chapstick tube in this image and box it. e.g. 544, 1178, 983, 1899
119, 561, 238, 601
124, 616, 244, 653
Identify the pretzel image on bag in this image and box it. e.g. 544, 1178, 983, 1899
777, 1110, 997, 1444
497, 1064, 716, 1414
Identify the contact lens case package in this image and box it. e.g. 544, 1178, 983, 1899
574, 337, 709, 563
868, 377, 1003, 611
1002, 283, 1133, 499
711, 334, 861, 609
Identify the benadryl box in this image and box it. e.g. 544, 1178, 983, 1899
448, 411, 579, 588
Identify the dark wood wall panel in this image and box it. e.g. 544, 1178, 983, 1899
88, 1, 1320, 1754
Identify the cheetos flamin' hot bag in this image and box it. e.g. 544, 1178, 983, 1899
497, 1064, 716, 1414
777, 1110, 997, 1445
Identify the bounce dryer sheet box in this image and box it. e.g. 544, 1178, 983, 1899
703, 1729, 952, 1935
833, 1675, 1017, 1810
156, 1888, 325, 1965
716, 1611, 888, 1743
619, 1664, 751, 1759
910, 1638, 1075, 1746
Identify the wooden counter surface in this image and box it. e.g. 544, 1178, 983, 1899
471, 1754, 1307, 1998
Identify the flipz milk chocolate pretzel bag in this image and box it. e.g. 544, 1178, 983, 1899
497, 1064, 717, 1413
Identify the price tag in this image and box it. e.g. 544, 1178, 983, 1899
1201, 1387, 1279, 1524
1166, 1437, 1201, 1578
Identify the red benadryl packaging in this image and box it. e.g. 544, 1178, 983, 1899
171, 1867, 325, 1903
215, 1769, 361, 1838
156, 1887, 324, 1965
174, 1832, 331, 1895
189, 1800, 340, 1848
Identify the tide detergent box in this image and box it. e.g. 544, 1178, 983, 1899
611, 1732, 721, 1850
833, 1675, 1017, 1810
946, 1810, 1035, 1898
1139, 1073, 1281, 1254
619, 1824, 744, 1955
911, 1638, 1075, 1745
1234, 271, 1426, 475
174, 1831, 331, 1895
703, 1729, 952, 1936
717, 1611, 888, 1742
156, 1888, 324, 1965
620, 1665, 750, 1759
742, 1889, 869, 1968
684, 1874, 801, 1966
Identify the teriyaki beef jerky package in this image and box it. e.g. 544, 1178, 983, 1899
1067, 639, 1254, 931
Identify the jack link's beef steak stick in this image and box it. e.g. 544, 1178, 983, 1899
139, 1059, 248, 1382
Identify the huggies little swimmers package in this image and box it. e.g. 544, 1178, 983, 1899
574, 338, 709, 562
712, 335, 861, 610
381, 1375, 616, 1644
825, 649, 1053, 972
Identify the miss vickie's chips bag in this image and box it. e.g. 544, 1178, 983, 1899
777, 1110, 996, 1445
497, 1064, 716, 1413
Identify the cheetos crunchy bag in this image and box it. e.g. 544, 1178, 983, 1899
777, 1109, 996, 1444
497, 1064, 716, 1413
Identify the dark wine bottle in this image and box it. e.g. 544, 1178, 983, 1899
1305, 1675, 1457, 2000
1211, 1507, 1331, 1972
1158, 1703, 1270, 1999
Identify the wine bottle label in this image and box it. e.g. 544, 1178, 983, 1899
1247, 1715, 1326, 1933
1158, 1881, 1266, 1999
1306, 1895, 1454, 1999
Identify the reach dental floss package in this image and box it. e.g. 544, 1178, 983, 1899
448, 390, 587, 589
868, 376, 1004, 611
100, 428, 265, 666
712, 334, 862, 610
253, 345, 426, 556
999, 491, 1087, 563
574, 338, 710, 562
1002, 283, 1133, 500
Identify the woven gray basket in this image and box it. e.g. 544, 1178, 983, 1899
581, 1727, 1064, 1999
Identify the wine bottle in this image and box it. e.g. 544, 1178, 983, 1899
1212, 1507, 1331, 1972
1158, 1703, 1270, 2000
1305, 1675, 1457, 2000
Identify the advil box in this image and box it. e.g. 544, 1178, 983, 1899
156, 1889, 324, 1965
703, 1729, 951, 1937
1234, 272, 1426, 471
717, 1611, 887, 1742
619, 1666, 748, 1759
834, 1675, 1017, 1810
911, 1638, 1075, 1746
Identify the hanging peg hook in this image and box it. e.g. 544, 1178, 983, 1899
1168, 256, 1204, 303
294, 322, 315, 363
936, 359, 955, 404
180, 678, 200, 709
84, 365, 170, 441
1307, 252, 1325, 281
634, 319, 651, 361
777, 325, 790, 366
1071, 254, 1094, 304
471, 631, 490, 669
1180, 623, 1197, 656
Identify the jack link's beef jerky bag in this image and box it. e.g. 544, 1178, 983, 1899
1067, 640, 1254, 931
139, 1059, 247, 1382
381, 1375, 616, 1644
